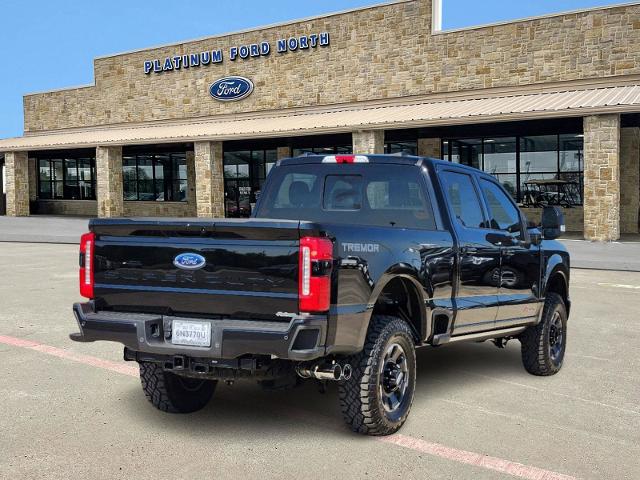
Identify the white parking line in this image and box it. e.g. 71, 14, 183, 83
597, 282, 640, 289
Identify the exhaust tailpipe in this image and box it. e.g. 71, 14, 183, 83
341, 363, 352, 381
296, 362, 352, 381
296, 362, 342, 381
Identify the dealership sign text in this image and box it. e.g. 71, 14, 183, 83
144, 32, 330, 75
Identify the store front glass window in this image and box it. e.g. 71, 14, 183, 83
441, 133, 584, 206
291, 145, 352, 157
223, 149, 277, 217
483, 137, 518, 199
384, 141, 418, 155
123, 152, 187, 202
37, 153, 96, 200
448, 138, 482, 169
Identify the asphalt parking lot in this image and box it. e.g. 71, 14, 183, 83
1, 243, 639, 480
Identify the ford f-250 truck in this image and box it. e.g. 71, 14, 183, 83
70, 155, 570, 435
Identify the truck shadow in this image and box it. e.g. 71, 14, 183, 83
122, 340, 525, 437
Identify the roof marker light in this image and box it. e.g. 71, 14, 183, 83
322, 155, 369, 164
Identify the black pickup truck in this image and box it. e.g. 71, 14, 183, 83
71, 155, 570, 435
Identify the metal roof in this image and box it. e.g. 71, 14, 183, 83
2, 84, 640, 152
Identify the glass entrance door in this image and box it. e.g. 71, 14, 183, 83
223, 149, 276, 217
224, 179, 252, 218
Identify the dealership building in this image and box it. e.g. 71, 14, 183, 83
1, 0, 639, 241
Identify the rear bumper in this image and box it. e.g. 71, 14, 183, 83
70, 302, 327, 361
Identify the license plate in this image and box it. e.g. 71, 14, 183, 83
171, 320, 211, 347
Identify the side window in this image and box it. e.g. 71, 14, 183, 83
479, 178, 522, 234
441, 171, 486, 229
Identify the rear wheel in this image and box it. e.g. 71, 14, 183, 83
339, 315, 417, 436
520, 292, 567, 376
139, 362, 217, 413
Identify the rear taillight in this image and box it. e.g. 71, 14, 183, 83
79, 232, 95, 299
299, 236, 333, 313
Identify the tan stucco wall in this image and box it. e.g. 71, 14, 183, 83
23, 0, 640, 132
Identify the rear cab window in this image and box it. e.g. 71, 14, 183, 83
256, 164, 436, 229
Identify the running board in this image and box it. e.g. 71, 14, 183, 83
432, 326, 526, 346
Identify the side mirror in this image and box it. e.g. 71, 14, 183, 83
528, 228, 542, 246
541, 206, 565, 240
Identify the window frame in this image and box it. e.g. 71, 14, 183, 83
223, 148, 278, 217
384, 141, 418, 156
37, 155, 96, 201
123, 152, 188, 202
441, 133, 584, 206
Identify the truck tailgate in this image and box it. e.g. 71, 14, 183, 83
90, 218, 319, 319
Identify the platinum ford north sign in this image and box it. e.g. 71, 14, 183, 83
144, 32, 330, 74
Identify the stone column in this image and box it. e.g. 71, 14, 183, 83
96, 146, 124, 218
418, 138, 441, 158
353, 130, 384, 154
583, 114, 621, 241
620, 127, 640, 234
277, 146, 292, 160
194, 141, 225, 218
5, 151, 30, 216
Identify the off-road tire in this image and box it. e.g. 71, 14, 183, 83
139, 362, 217, 413
520, 292, 567, 376
338, 315, 417, 436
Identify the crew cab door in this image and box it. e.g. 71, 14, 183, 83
476, 177, 542, 325
439, 169, 500, 334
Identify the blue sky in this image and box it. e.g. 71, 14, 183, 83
0, 0, 625, 138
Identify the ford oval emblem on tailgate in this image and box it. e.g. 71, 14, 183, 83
209, 76, 254, 102
173, 253, 206, 270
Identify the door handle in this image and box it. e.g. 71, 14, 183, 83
461, 246, 478, 255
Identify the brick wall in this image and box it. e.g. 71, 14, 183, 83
23, 1, 640, 132
521, 206, 584, 233
194, 141, 225, 217
123, 201, 195, 217
418, 138, 441, 157
36, 200, 97, 216
353, 130, 384, 154
5, 152, 29, 216
96, 146, 124, 218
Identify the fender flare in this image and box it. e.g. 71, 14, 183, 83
363, 265, 429, 341
542, 254, 570, 314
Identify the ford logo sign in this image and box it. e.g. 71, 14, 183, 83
209, 76, 254, 102
173, 253, 207, 271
